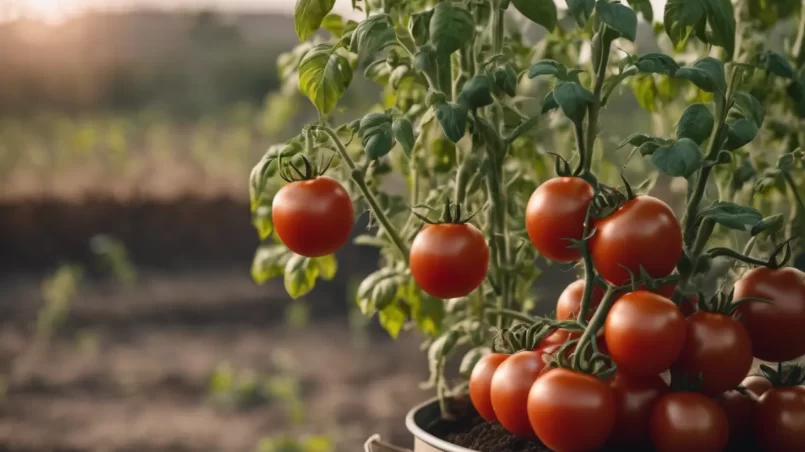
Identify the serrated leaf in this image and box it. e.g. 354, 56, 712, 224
528, 59, 567, 79
298, 44, 353, 116
731, 91, 764, 127
349, 13, 396, 57
457, 75, 494, 109
566, 0, 596, 25
596, 0, 638, 42
676, 103, 714, 144
379, 303, 407, 338
313, 255, 337, 280
553, 82, 596, 122
635, 53, 680, 75
392, 118, 416, 155
284, 254, 318, 299
512, 0, 557, 31
675, 57, 727, 95
433, 102, 469, 143
430, 3, 475, 56
251, 245, 291, 285
650, 138, 703, 177
757, 50, 795, 79
664, 0, 706, 50
724, 118, 758, 151
700, 201, 763, 230
751, 214, 785, 238
294, 0, 336, 42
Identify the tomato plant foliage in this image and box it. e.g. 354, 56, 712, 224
250, 0, 805, 446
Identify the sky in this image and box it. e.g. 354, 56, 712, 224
3, 0, 667, 24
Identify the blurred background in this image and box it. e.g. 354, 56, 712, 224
0, 0, 776, 451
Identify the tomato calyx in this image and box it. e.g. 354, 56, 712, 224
758, 362, 805, 388
277, 153, 334, 183
412, 199, 481, 225
492, 319, 583, 354
694, 289, 770, 316
547, 152, 573, 177
706, 237, 796, 270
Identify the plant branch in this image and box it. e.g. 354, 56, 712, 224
312, 125, 411, 262
707, 247, 775, 267
577, 205, 597, 323
572, 286, 619, 369
572, 119, 587, 175
794, 0, 805, 68
583, 31, 612, 174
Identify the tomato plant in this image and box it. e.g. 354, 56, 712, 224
490, 351, 547, 439
527, 368, 616, 452
650, 392, 729, 452
608, 371, 668, 448
469, 353, 508, 422
755, 385, 805, 451
526, 177, 594, 263
556, 279, 604, 322
719, 375, 772, 445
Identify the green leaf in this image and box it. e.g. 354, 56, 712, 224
676, 104, 714, 144
553, 82, 596, 122
294, 0, 336, 42
731, 91, 764, 127
566, 0, 596, 25
298, 44, 353, 116
409, 10, 434, 46
408, 289, 445, 336
632, 75, 658, 111
433, 102, 469, 143
778, 153, 795, 172
751, 213, 785, 238
457, 75, 494, 109
650, 138, 703, 177
664, 0, 706, 50
429, 3, 475, 56
675, 57, 726, 95
251, 204, 273, 240
379, 303, 407, 339
392, 118, 416, 155
704, 0, 736, 58
512, 0, 557, 31
596, 0, 638, 42
360, 112, 394, 159
251, 245, 291, 285
757, 50, 795, 79
541, 91, 559, 114
320, 13, 356, 38
491, 65, 518, 97
528, 59, 567, 79
635, 53, 680, 75
284, 254, 318, 299
350, 13, 396, 57
363, 59, 391, 85
249, 153, 275, 212
627, 0, 653, 21
313, 255, 337, 280
724, 118, 758, 151
700, 201, 763, 231
618, 133, 659, 149
356, 269, 401, 316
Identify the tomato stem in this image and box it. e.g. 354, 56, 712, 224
707, 247, 781, 268
577, 203, 598, 324
312, 125, 411, 263
583, 28, 611, 175
572, 286, 619, 370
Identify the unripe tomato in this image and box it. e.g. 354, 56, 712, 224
590, 196, 682, 285
528, 368, 616, 451
272, 177, 354, 257
754, 385, 805, 452
410, 223, 489, 299
650, 392, 729, 452
734, 266, 805, 362
609, 371, 668, 448
605, 291, 686, 376
673, 311, 753, 394
489, 350, 547, 439
525, 177, 594, 263
468, 353, 508, 422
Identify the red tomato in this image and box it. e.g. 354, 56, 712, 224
556, 279, 605, 321
410, 223, 489, 299
272, 177, 354, 257
590, 196, 682, 286
650, 392, 729, 452
754, 386, 805, 451
489, 351, 547, 438
719, 376, 772, 445
609, 371, 668, 448
527, 368, 616, 451
525, 177, 594, 263
673, 311, 753, 394
469, 353, 509, 422
734, 267, 805, 362
605, 291, 686, 376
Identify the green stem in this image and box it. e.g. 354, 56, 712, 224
583, 31, 612, 174
577, 206, 597, 323
437, 54, 453, 99
784, 172, 805, 214
483, 305, 535, 324
794, 0, 805, 68
572, 286, 619, 369
708, 247, 772, 267
573, 119, 587, 175
679, 218, 715, 289
313, 126, 411, 262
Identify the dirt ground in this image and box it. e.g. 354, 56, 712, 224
0, 271, 432, 452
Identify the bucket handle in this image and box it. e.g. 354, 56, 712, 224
364, 434, 413, 452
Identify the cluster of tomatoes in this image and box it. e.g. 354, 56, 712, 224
464, 176, 805, 451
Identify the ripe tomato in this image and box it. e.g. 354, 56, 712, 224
608, 371, 668, 448
525, 177, 594, 263
605, 291, 686, 376
754, 386, 805, 451
734, 267, 805, 362
527, 368, 616, 451
673, 311, 753, 394
590, 196, 682, 286
410, 223, 489, 299
719, 376, 772, 445
556, 279, 605, 321
469, 353, 508, 422
489, 350, 547, 439
650, 392, 729, 452
272, 177, 354, 257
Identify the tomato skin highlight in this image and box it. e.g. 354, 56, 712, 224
672, 311, 753, 395
650, 392, 729, 452
527, 368, 616, 452
734, 266, 805, 362
590, 196, 682, 286
469, 353, 509, 422
272, 177, 354, 257
489, 350, 547, 439
410, 223, 489, 299
525, 177, 594, 263
608, 371, 668, 448
556, 279, 605, 321
605, 291, 686, 376
754, 386, 805, 452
